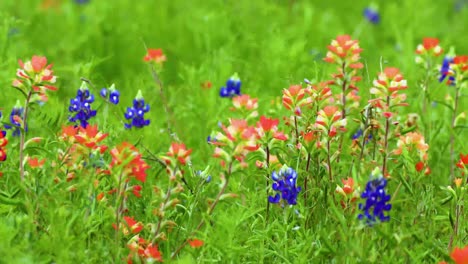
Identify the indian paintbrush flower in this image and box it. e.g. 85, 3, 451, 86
255, 116, 288, 143
268, 166, 301, 206
394, 132, 430, 174
324, 35, 363, 66
212, 119, 260, 160
12, 55, 58, 101
315, 105, 347, 138
0, 131, 7, 162
456, 153, 468, 170
336, 177, 360, 208
369, 67, 408, 115
282, 84, 313, 115
143, 48, 166, 65
110, 142, 150, 183
416, 38, 443, 57
323, 35, 363, 118
231, 94, 258, 120
68, 81, 96, 128
450, 245, 468, 264
160, 142, 192, 181
74, 124, 109, 154
124, 90, 150, 129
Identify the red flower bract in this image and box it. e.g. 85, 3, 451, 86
144, 48, 167, 64
451, 245, 468, 264
188, 238, 204, 248
110, 142, 150, 183
124, 216, 144, 234
74, 125, 108, 153
457, 153, 468, 169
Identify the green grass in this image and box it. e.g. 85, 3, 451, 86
0, 0, 467, 263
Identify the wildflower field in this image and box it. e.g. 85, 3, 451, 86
1, 0, 468, 263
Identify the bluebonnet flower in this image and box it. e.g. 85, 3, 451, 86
455, 0, 468, 12
219, 73, 241, 98
363, 7, 380, 24
352, 129, 363, 140
124, 90, 150, 129
439, 56, 455, 85
358, 174, 392, 225
352, 128, 373, 142
100, 84, 120, 105
8, 28, 19, 38
196, 170, 212, 183
69, 82, 96, 128
268, 166, 301, 206
207, 135, 217, 144
4, 101, 26, 137
74, 0, 90, 4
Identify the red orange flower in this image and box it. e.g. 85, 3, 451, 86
335, 177, 360, 208
315, 106, 347, 137
27, 157, 46, 168
164, 142, 192, 166
456, 153, 468, 169
282, 84, 313, 114
124, 216, 144, 234
0, 131, 7, 162
256, 116, 287, 142
451, 245, 468, 264
416, 37, 443, 56
110, 142, 150, 183
74, 125, 108, 153
324, 35, 363, 65
143, 48, 166, 64
12, 55, 58, 97
188, 238, 204, 248
212, 119, 260, 164
201, 80, 212, 89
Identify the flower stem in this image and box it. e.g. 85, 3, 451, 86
150, 65, 178, 140
381, 118, 390, 175
382, 96, 391, 175
265, 145, 271, 223
293, 115, 299, 146
448, 204, 463, 251
304, 152, 311, 206
19, 91, 32, 182
151, 187, 172, 243
326, 140, 333, 182
171, 162, 232, 259
450, 87, 460, 180
114, 172, 125, 256
341, 62, 347, 120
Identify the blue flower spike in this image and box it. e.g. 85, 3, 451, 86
268, 166, 301, 206
439, 56, 455, 85
100, 84, 120, 105
124, 90, 150, 129
4, 100, 26, 136
68, 81, 96, 128
363, 6, 380, 24
219, 73, 241, 98
358, 167, 392, 225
